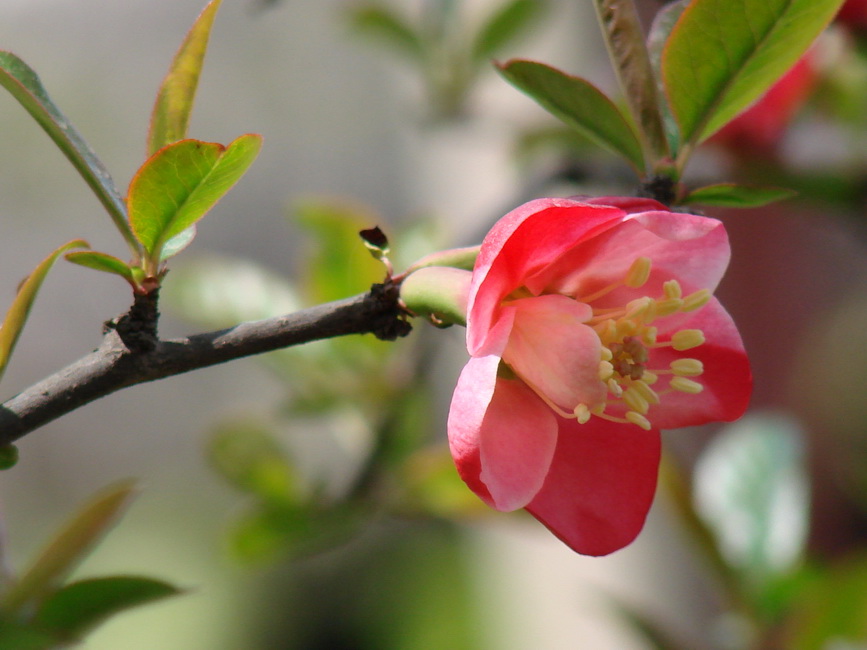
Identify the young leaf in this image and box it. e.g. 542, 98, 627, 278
471, 0, 547, 64
0, 239, 89, 383
646, 0, 688, 153
35, 576, 181, 642
347, 4, 426, 64
681, 183, 797, 208
147, 0, 223, 155
0, 52, 138, 254
0, 481, 138, 612
128, 134, 263, 261
498, 59, 645, 173
662, 0, 845, 150
65, 251, 138, 286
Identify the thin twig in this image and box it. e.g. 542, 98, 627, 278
0, 283, 411, 446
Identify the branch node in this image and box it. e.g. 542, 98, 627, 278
105, 290, 161, 353
369, 281, 412, 341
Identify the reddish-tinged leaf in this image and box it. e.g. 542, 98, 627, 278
0, 239, 88, 383
147, 0, 223, 155
0, 52, 136, 252
128, 134, 262, 261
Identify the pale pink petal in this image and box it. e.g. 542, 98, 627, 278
501, 294, 606, 412
479, 378, 559, 510
648, 298, 751, 429
526, 418, 661, 556
468, 199, 625, 355
448, 356, 558, 510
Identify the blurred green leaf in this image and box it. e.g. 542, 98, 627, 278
0, 239, 89, 383
693, 413, 809, 589
681, 183, 797, 208
399, 445, 489, 519
785, 553, 867, 649
0, 52, 137, 253
293, 199, 385, 304
348, 4, 425, 64
1, 481, 137, 612
34, 576, 181, 642
0, 618, 57, 650
128, 134, 262, 261
147, 0, 223, 155
471, 0, 546, 64
0, 446, 18, 470
662, 0, 844, 149
498, 59, 645, 173
208, 421, 299, 505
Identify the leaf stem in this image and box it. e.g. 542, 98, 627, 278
592, 0, 670, 171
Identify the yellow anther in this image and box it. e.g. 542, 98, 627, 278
608, 378, 624, 397
573, 403, 591, 424
600, 346, 613, 361
672, 329, 705, 351
641, 370, 659, 385
670, 377, 704, 394
595, 319, 617, 342
625, 296, 652, 319
598, 360, 614, 381
617, 319, 638, 337
626, 411, 653, 430
670, 358, 704, 376
655, 298, 683, 317
623, 387, 650, 414
641, 326, 658, 346
682, 289, 712, 312
663, 279, 682, 300
632, 380, 660, 404
624, 256, 652, 288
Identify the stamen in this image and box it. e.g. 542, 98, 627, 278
663, 279, 682, 300
607, 378, 624, 397
670, 358, 704, 376
655, 298, 683, 317
641, 370, 659, 385
672, 329, 705, 351
598, 360, 614, 381
682, 289, 711, 312
600, 346, 613, 361
625, 411, 653, 430
641, 326, 658, 346
631, 380, 660, 404
670, 377, 704, 394
623, 387, 650, 414
573, 403, 591, 424
624, 257, 652, 288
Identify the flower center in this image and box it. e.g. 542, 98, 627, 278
571, 256, 710, 430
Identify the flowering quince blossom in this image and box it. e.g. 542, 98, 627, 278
447, 196, 752, 555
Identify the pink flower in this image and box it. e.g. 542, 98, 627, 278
448, 197, 751, 555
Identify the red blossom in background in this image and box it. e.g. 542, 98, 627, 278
447, 197, 752, 555
710, 55, 818, 158
838, 0, 867, 32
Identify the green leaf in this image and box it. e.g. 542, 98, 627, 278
0, 446, 18, 470
159, 226, 197, 261
147, 0, 223, 155
498, 59, 645, 173
208, 421, 299, 505
128, 134, 263, 260
1, 481, 138, 612
646, 0, 689, 154
64, 251, 138, 286
0, 239, 88, 383
35, 576, 181, 642
693, 413, 809, 589
471, 0, 547, 64
0, 52, 138, 254
662, 0, 845, 150
348, 5, 425, 63
681, 183, 797, 208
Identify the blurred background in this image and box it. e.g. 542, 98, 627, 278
0, 0, 866, 648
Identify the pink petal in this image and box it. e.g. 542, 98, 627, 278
526, 418, 661, 556
529, 211, 729, 299
501, 294, 606, 412
649, 298, 752, 429
467, 199, 625, 355
448, 356, 558, 510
